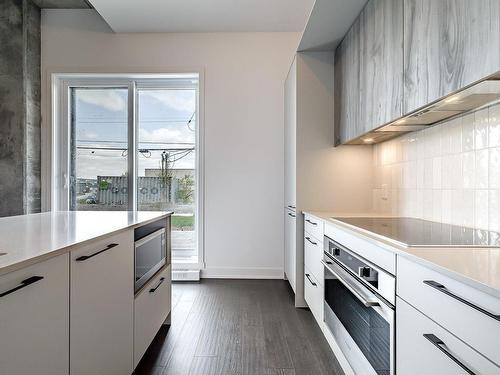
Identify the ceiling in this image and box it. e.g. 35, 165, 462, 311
88, 0, 315, 32
33, 0, 91, 8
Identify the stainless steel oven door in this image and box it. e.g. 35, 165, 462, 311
322, 258, 394, 375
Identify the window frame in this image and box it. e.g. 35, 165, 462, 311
47, 73, 204, 268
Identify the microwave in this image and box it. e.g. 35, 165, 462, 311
134, 227, 166, 292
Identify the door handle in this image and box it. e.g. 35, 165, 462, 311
423, 334, 476, 375
305, 219, 317, 226
305, 237, 317, 245
149, 277, 165, 293
76, 243, 119, 261
321, 260, 380, 307
305, 274, 317, 287
0, 276, 44, 298
424, 280, 500, 321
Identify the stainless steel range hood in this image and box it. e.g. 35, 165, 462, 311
347, 72, 500, 145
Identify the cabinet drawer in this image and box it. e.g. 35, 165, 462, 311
304, 214, 324, 241
397, 297, 500, 375
0, 254, 69, 375
304, 234, 323, 284
397, 256, 500, 365
304, 268, 323, 325
134, 265, 172, 368
71, 230, 134, 375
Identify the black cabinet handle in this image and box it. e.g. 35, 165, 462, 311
305, 274, 317, 287
76, 243, 119, 262
424, 280, 500, 321
149, 277, 165, 293
305, 236, 317, 246
288, 213, 296, 218
287, 205, 296, 209
305, 219, 317, 226
0, 276, 44, 298
423, 334, 476, 375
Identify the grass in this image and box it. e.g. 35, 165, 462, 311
172, 215, 194, 228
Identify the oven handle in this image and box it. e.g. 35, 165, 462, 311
321, 259, 380, 307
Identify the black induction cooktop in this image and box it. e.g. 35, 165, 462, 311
332, 217, 500, 247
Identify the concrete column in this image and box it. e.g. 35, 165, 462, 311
0, 0, 41, 216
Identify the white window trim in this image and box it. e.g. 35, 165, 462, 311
44, 72, 205, 270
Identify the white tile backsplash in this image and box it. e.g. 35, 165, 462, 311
373, 102, 500, 232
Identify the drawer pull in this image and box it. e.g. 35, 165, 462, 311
0, 276, 44, 298
76, 243, 119, 262
423, 334, 476, 375
149, 277, 165, 293
287, 205, 296, 209
305, 236, 317, 246
424, 280, 500, 321
305, 219, 317, 226
288, 213, 296, 218
305, 273, 317, 287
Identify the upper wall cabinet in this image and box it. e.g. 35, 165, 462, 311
403, 0, 500, 114
335, 0, 403, 144
335, 18, 361, 144
359, 0, 403, 135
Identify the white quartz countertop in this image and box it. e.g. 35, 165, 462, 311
304, 211, 500, 298
0, 211, 172, 276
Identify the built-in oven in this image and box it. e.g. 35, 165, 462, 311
134, 226, 166, 292
322, 236, 395, 375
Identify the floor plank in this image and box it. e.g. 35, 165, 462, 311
188, 356, 218, 375
134, 279, 343, 375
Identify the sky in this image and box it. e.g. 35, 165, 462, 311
73, 87, 196, 179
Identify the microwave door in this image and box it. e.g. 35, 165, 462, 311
135, 228, 166, 292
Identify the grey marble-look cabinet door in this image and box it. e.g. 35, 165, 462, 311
404, 0, 500, 114
335, 17, 361, 145
359, 0, 403, 134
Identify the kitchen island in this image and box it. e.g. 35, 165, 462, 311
0, 211, 172, 375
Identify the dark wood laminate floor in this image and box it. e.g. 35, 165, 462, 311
135, 279, 344, 375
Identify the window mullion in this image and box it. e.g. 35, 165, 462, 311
128, 81, 137, 211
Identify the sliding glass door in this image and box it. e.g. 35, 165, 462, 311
69, 87, 129, 211
136, 87, 198, 262
58, 75, 201, 265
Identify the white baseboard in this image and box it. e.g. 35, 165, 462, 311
201, 267, 284, 279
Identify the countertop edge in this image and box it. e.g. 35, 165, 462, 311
0, 212, 172, 277
303, 211, 500, 299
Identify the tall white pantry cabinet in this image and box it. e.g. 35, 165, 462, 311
283, 52, 373, 307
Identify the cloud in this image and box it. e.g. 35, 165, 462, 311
77, 90, 127, 112
141, 90, 195, 113
139, 127, 194, 144
77, 129, 99, 140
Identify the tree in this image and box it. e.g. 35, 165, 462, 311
177, 174, 194, 204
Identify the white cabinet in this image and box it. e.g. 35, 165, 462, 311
397, 297, 500, 375
397, 256, 500, 366
284, 56, 297, 210
284, 208, 297, 293
0, 254, 69, 375
304, 234, 323, 285
70, 230, 134, 375
283, 52, 373, 307
304, 268, 323, 324
304, 214, 324, 242
134, 265, 172, 368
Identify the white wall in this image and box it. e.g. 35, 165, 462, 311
373, 102, 500, 234
41, 9, 300, 278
